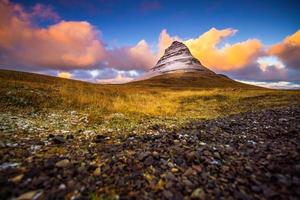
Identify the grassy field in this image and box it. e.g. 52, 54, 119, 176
1, 69, 300, 132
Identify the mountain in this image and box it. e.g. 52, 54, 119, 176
131, 41, 258, 88
150, 41, 214, 74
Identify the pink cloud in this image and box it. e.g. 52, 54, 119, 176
0, 0, 106, 70
106, 40, 156, 70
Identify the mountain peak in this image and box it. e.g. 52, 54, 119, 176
150, 41, 213, 74
168, 41, 188, 49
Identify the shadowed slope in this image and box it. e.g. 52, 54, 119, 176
130, 71, 261, 88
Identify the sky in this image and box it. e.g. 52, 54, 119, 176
0, 0, 300, 88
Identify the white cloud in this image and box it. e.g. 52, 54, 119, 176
239, 80, 300, 89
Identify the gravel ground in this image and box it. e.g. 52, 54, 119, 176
0, 106, 299, 200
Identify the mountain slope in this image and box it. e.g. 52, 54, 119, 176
130, 71, 259, 88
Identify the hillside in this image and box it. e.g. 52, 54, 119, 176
129, 71, 259, 88
1, 69, 300, 199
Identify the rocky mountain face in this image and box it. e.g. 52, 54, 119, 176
136, 41, 214, 80
152, 41, 213, 73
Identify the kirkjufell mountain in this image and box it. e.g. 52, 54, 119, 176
150, 41, 214, 75
132, 41, 256, 88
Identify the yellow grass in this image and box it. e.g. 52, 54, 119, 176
1, 69, 300, 131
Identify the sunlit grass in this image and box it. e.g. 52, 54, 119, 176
1, 69, 299, 131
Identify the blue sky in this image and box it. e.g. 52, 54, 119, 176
14, 0, 300, 46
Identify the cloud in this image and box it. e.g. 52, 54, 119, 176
157, 29, 181, 57
269, 30, 300, 70
0, 0, 106, 70
184, 28, 263, 71
239, 80, 300, 89
96, 73, 134, 84
106, 40, 156, 70
58, 71, 72, 79
64, 68, 142, 83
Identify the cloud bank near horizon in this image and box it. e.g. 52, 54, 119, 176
0, 0, 299, 88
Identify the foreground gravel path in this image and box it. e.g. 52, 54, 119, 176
1, 106, 299, 200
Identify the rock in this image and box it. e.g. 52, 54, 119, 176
184, 168, 196, 176
162, 190, 173, 199
173, 140, 180, 144
203, 150, 212, 156
16, 190, 43, 200
0, 162, 20, 170
6, 143, 18, 147
152, 151, 159, 158
138, 152, 151, 161
0, 141, 5, 148
221, 165, 230, 172
192, 165, 202, 173
213, 152, 221, 159
191, 187, 205, 199
167, 162, 174, 168
58, 184, 66, 190
52, 136, 65, 144
9, 174, 24, 183
94, 135, 105, 143
171, 168, 179, 173
66, 134, 74, 140
93, 167, 101, 176
144, 156, 154, 166
55, 159, 70, 168
251, 185, 262, 193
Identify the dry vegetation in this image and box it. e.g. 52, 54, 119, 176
1, 69, 300, 132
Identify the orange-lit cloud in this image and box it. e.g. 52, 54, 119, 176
157, 29, 180, 57
0, 0, 106, 70
184, 28, 263, 71
269, 30, 300, 69
58, 71, 72, 79
128, 40, 156, 68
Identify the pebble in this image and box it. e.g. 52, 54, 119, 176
171, 168, 179, 173
191, 187, 205, 199
93, 167, 101, 176
52, 136, 66, 144
144, 156, 154, 166
16, 190, 43, 200
55, 159, 70, 168
138, 152, 151, 161
9, 174, 24, 183
59, 184, 67, 190
0, 106, 299, 199
163, 190, 173, 199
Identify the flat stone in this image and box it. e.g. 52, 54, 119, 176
55, 159, 70, 168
